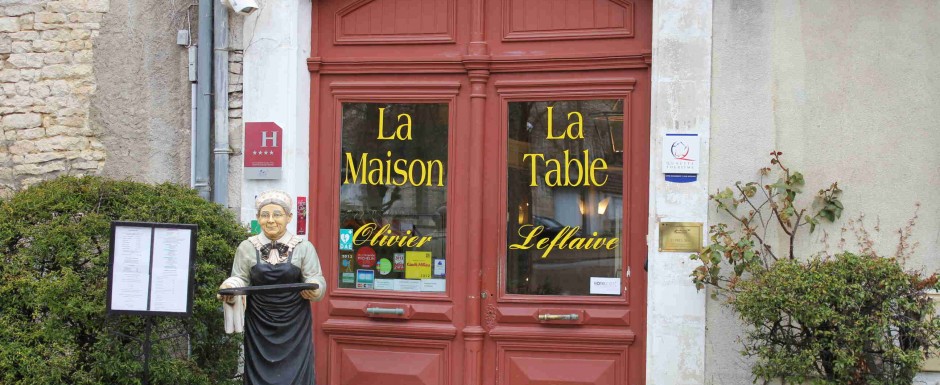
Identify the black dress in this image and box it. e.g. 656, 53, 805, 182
244, 249, 315, 385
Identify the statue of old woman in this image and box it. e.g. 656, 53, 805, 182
218, 190, 325, 385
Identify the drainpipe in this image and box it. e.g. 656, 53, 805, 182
194, 0, 213, 199
190, 82, 196, 187
212, 2, 230, 205
184, 21, 196, 188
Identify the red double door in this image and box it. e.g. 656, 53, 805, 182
308, 1, 650, 384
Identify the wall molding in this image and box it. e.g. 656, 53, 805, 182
322, 319, 458, 340
307, 53, 651, 74
488, 326, 636, 344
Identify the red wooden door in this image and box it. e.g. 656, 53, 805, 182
479, 76, 649, 385
478, 1, 651, 383
309, 1, 650, 385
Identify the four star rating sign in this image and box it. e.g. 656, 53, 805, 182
244, 122, 283, 179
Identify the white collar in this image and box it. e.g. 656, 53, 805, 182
260, 232, 293, 244
249, 232, 302, 251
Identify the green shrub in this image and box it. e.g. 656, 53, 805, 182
692, 152, 940, 384
0, 176, 247, 385
734, 253, 940, 385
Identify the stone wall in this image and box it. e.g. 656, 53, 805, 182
0, 0, 109, 196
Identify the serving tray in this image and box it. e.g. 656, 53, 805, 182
218, 283, 319, 296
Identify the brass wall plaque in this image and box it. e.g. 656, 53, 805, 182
658, 222, 703, 252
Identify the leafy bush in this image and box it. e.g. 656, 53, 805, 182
735, 253, 940, 384
0, 176, 247, 385
692, 152, 940, 385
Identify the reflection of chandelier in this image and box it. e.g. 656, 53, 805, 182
598, 197, 611, 215
592, 112, 624, 154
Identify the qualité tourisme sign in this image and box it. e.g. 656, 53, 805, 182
245, 122, 283, 179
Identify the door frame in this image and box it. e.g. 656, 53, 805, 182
490, 77, 645, 305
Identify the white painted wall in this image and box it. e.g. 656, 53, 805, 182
239, 0, 312, 230
646, 1, 712, 384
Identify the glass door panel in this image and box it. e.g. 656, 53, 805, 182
339, 103, 449, 293
506, 100, 624, 296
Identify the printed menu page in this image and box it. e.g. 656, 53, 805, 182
148, 227, 192, 313
110, 226, 153, 311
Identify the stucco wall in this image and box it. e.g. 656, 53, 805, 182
709, 1, 940, 383
92, 0, 192, 184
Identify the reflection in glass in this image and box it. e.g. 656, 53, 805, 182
339, 103, 448, 292
506, 100, 624, 296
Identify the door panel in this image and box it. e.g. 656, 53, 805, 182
330, 335, 452, 385
333, 0, 456, 45
499, 343, 626, 385
501, 0, 635, 42
328, 298, 454, 321
315, 0, 470, 59
485, 0, 651, 58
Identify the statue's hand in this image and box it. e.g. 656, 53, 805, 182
300, 288, 321, 301
217, 282, 236, 304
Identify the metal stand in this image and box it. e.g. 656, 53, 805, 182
108, 316, 187, 385
142, 318, 153, 385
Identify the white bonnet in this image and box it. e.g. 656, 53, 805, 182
255, 190, 292, 214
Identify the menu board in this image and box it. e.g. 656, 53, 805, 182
107, 222, 197, 317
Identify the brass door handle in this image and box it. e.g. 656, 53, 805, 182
538, 313, 579, 321
366, 307, 405, 316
